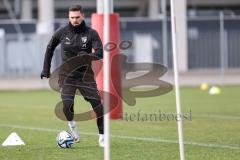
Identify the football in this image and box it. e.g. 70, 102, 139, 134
56, 131, 74, 148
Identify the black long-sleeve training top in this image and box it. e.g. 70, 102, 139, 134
42, 20, 103, 79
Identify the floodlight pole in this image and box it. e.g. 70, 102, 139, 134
37, 0, 54, 35
170, 0, 185, 160
97, 0, 103, 13
161, 0, 168, 67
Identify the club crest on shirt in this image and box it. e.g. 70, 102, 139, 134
81, 37, 87, 43
65, 37, 71, 44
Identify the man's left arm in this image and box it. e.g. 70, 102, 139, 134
91, 30, 103, 60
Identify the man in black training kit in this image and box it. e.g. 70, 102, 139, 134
40, 5, 104, 147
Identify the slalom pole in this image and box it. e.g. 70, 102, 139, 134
170, 0, 185, 160
103, 0, 112, 160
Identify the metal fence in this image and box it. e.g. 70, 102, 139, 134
188, 16, 240, 69
0, 33, 61, 76
0, 15, 240, 76
121, 16, 240, 69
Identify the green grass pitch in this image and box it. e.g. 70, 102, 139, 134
0, 86, 239, 160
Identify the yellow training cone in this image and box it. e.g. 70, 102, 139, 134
200, 83, 209, 91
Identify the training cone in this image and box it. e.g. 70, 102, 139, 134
200, 83, 209, 91
209, 86, 221, 95
2, 132, 25, 146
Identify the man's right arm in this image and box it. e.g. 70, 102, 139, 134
41, 30, 62, 79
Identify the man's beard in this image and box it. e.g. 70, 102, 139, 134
73, 23, 80, 26
72, 20, 82, 26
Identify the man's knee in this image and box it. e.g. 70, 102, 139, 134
87, 98, 103, 116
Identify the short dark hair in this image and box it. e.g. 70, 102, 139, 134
69, 5, 83, 13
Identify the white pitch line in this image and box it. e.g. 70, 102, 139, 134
0, 124, 239, 150
194, 114, 240, 120
110, 135, 240, 150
